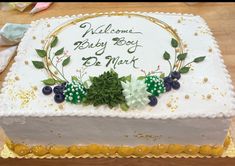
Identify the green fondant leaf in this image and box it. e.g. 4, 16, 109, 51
89, 76, 94, 82
120, 103, 129, 111
71, 76, 79, 82
83, 81, 89, 89
62, 57, 70, 66
50, 36, 58, 48
171, 38, 178, 48
32, 61, 44, 69
42, 78, 56, 85
163, 51, 170, 60
177, 53, 187, 61
137, 76, 146, 80
193, 56, 206, 63
179, 67, 190, 74
55, 47, 64, 56
119, 75, 131, 82
35, 49, 47, 58
160, 73, 165, 79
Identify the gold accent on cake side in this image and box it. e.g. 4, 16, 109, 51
1, 134, 232, 158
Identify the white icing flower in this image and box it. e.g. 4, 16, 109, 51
122, 79, 151, 110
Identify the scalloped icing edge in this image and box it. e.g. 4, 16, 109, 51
0, 11, 234, 119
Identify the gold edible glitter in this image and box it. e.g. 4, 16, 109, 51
32, 36, 36, 40
47, 24, 50, 27
194, 32, 198, 36
16, 88, 36, 108
183, 44, 187, 48
24, 61, 29, 65
177, 19, 181, 23
185, 95, 190, 99
41, 40, 45, 44
209, 48, 212, 52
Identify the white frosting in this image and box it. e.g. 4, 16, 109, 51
0, 12, 234, 120
0, 116, 230, 146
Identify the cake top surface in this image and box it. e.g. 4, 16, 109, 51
0, 12, 234, 119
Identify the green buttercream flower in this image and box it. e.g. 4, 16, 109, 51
64, 81, 87, 104
85, 70, 125, 108
145, 76, 165, 96
122, 79, 151, 110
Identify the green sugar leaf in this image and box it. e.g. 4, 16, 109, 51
71, 76, 79, 82
160, 73, 165, 79
120, 103, 129, 111
42, 78, 56, 85
163, 51, 170, 60
62, 57, 70, 66
177, 53, 187, 61
179, 67, 190, 74
193, 56, 206, 63
55, 47, 64, 56
32, 61, 44, 69
89, 76, 94, 82
50, 36, 58, 48
35, 49, 47, 58
137, 76, 146, 80
119, 75, 131, 82
171, 38, 178, 48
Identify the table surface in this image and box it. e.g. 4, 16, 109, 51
0, 2, 235, 166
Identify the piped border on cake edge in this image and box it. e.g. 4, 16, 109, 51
0, 11, 234, 119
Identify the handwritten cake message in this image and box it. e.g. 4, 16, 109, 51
73, 22, 143, 69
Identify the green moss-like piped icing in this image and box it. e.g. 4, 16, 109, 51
85, 70, 125, 108
64, 81, 87, 104
145, 76, 165, 96
122, 79, 151, 110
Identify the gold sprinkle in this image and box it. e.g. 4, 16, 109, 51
183, 44, 187, 48
177, 19, 181, 23
58, 104, 64, 110
24, 61, 29, 65
32, 36, 36, 40
41, 40, 45, 44
203, 77, 208, 83
167, 103, 171, 108
54, 71, 58, 75
209, 48, 212, 52
185, 95, 190, 99
194, 32, 198, 36
47, 24, 50, 27
207, 94, 212, 99
15, 76, 20, 81
32, 86, 38, 91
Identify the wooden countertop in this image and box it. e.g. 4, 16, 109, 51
0, 2, 235, 166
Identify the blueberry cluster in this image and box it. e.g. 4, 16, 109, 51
163, 71, 181, 92
42, 82, 67, 103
